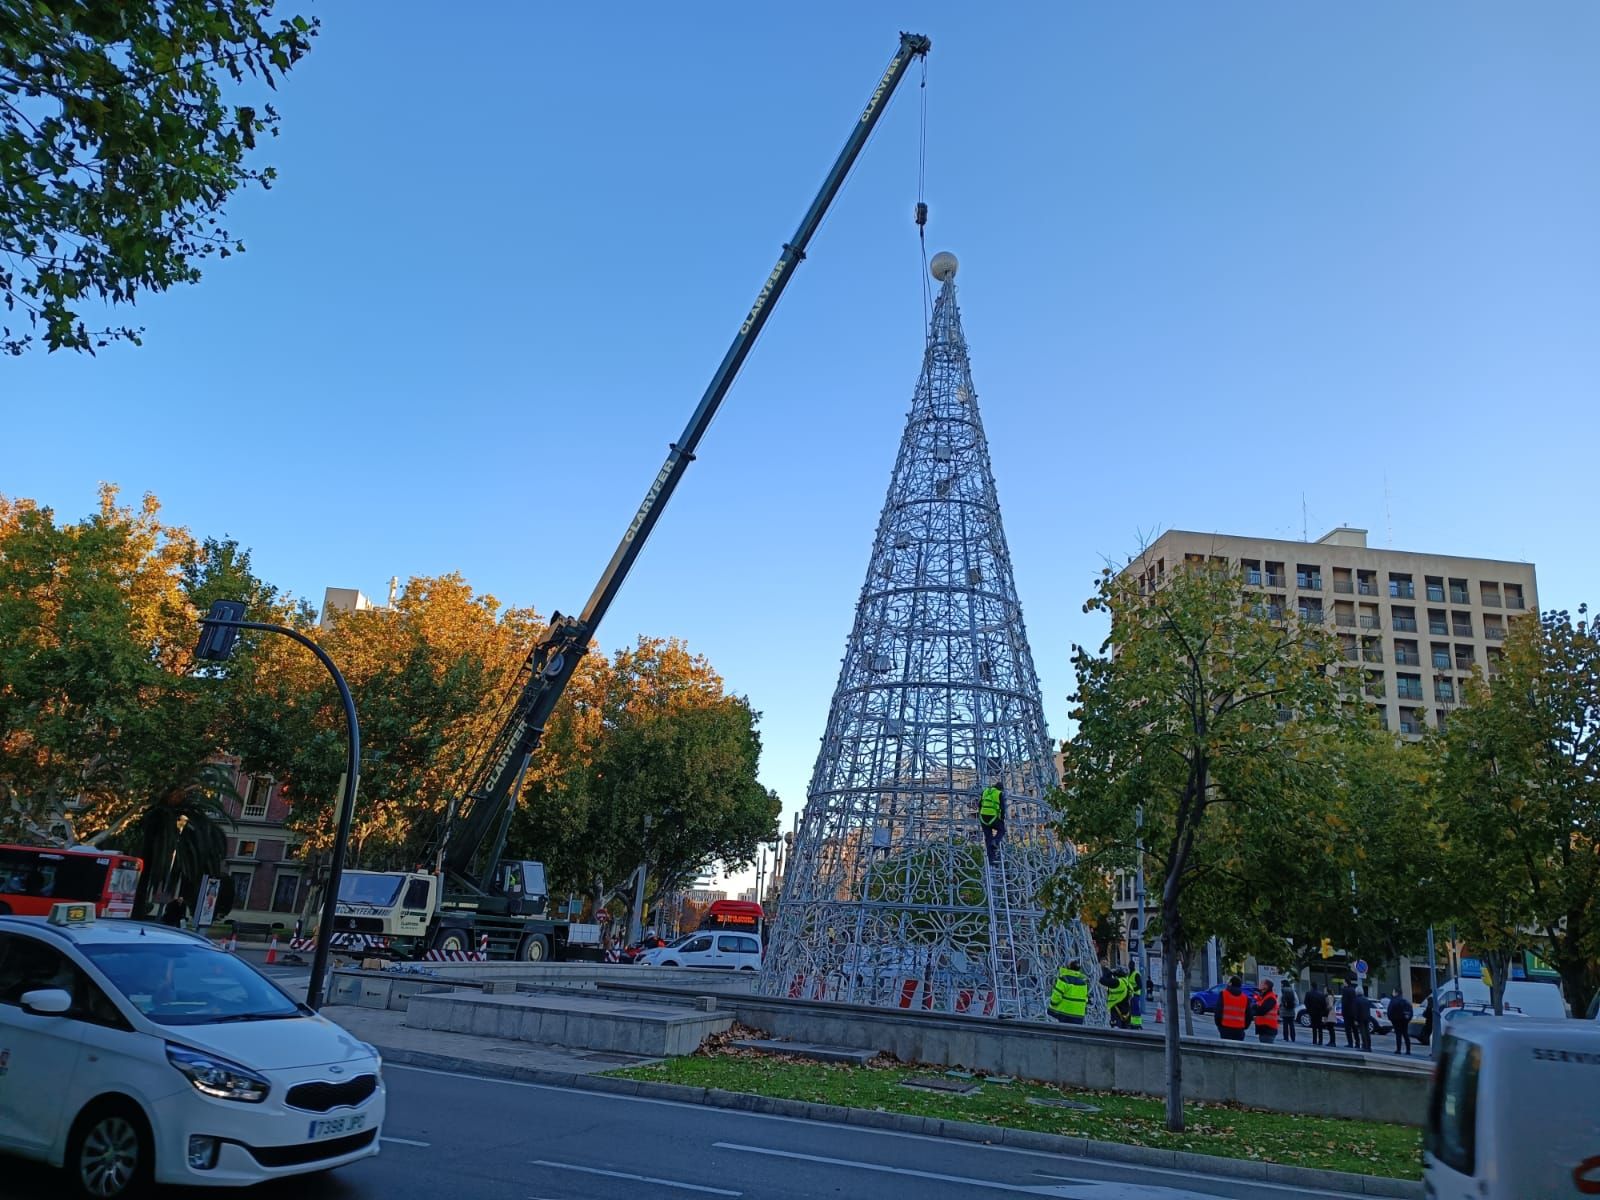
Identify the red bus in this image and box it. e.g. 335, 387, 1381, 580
0, 844, 143, 918
705, 899, 764, 936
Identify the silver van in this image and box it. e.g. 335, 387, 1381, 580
1424, 1019, 1600, 1198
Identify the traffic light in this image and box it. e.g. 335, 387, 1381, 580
1320, 937, 1334, 959
195, 599, 247, 662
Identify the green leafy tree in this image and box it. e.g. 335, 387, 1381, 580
0, 490, 290, 907
1, 0, 317, 353
513, 638, 780, 912
1053, 554, 1354, 1131
1437, 607, 1600, 1015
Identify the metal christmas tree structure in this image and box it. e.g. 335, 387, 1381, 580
760, 252, 1103, 1022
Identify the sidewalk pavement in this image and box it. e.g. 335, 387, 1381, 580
323, 1002, 663, 1077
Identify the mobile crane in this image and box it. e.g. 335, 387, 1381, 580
328, 32, 932, 962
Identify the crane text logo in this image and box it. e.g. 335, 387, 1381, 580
861, 52, 903, 123
739, 260, 785, 336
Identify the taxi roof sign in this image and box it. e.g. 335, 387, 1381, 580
48, 902, 96, 927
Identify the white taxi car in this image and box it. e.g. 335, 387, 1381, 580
638, 930, 763, 971
0, 904, 384, 1197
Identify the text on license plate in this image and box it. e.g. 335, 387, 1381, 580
308, 1113, 366, 1140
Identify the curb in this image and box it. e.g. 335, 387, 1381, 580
374, 1044, 1422, 1198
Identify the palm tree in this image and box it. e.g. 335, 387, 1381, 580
129, 763, 237, 919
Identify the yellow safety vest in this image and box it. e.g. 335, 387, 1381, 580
1049, 968, 1088, 1018
980, 786, 1001, 823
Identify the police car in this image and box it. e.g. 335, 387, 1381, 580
0, 904, 384, 1197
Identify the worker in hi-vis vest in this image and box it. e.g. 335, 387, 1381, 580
979, 783, 1006, 864
1048, 960, 1090, 1024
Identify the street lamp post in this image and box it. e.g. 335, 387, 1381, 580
1134, 804, 1150, 992
196, 601, 359, 1010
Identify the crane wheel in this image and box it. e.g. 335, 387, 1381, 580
519, 934, 550, 962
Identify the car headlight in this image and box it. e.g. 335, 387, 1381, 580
166, 1044, 271, 1103
356, 1040, 383, 1069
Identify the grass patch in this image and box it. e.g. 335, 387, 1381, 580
610, 1052, 1422, 1181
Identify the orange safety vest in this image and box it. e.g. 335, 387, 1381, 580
1219, 988, 1251, 1029
1254, 990, 1279, 1029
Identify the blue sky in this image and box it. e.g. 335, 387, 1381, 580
6, 4, 1597, 886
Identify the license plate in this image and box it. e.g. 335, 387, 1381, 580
307, 1112, 366, 1140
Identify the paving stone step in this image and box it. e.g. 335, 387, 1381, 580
730, 1038, 878, 1065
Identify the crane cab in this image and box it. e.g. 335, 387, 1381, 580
486, 859, 549, 917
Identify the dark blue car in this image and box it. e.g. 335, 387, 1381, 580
1188, 983, 1260, 1015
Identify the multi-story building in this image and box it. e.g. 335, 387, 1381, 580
1126, 526, 1537, 737
318, 579, 397, 627
215, 758, 308, 928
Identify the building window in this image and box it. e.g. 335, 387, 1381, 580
270, 871, 300, 913
1484, 618, 1506, 641
1264, 561, 1286, 588
1297, 600, 1324, 623
1397, 673, 1424, 701
1241, 558, 1262, 587
1398, 709, 1422, 736
1455, 645, 1475, 670
1392, 606, 1418, 633
1395, 640, 1420, 666
1452, 612, 1473, 638
1333, 568, 1354, 594
1426, 577, 1445, 603
1296, 564, 1323, 590
229, 870, 253, 908
242, 776, 272, 820
1449, 578, 1469, 605
1389, 573, 1415, 599
236, 839, 258, 858
1428, 609, 1449, 636
1361, 638, 1384, 664
1431, 644, 1451, 670
1504, 583, 1525, 610
1359, 604, 1381, 630
1357, 570, 1378, 596
1435, 678, 1456, 703
1479, 582, 1501, 608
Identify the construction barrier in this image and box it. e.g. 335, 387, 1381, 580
421, 948, 486, 962
896, 978, 934, 1010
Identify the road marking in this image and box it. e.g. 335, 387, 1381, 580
712, 1141, 1048, 1193
531, 1160, 740, 1195
387, 1066, 1356, 1198
380, 1136, 430, 1147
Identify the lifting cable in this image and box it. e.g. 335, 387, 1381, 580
914, 52, 932, 340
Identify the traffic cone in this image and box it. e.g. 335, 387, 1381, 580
227, 931, 238, 953
265, 935, 278, 965
1154, 998, 1165, 1024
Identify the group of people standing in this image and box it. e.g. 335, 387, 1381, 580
1046, 960, 1144, 1027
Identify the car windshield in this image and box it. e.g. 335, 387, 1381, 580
82, 940, 302, 1025
338, 874, 405, 907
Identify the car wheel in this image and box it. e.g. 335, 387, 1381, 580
1298, 1011, 1311, 1027
1189, 998, 1206, 1014
518, 934, 549, 962
431, 926, 472, 955
662, 960, 679, 967
739, 965, 757, 972
67, 1099, 151, 1200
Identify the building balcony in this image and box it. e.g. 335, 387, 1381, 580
1362, 650, 1384, 664
1334, 580, 1354, 594
1507, 596, 1526, 610
1426, 587, 1445, 603
1449, 591, 1470, 605
1485, 627, 1506, 641
1297, 608, 1325, 623
1392, 617, 1418, 632
1429, 622, 1449, 636
1452, 625, 1473, 638
1399, 719, 1421, 735
1334, 614, 1357, 628
1432, 654, 1451, 669
1390, 584, 1416, 599
1265, 573, 1286, 588
1396, 653, 1421, 666
1482, 595, 1502, 608
1358, 582, 1379, 596
1397, 687, 1425, 701
1246, 569, 1262, 586
1297, 575, 1323, 590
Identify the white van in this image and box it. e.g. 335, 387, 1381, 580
1433, 975, 1569, 1020
1424, 1020, 1600, 1198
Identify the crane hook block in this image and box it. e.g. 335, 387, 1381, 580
915, 202, 928, 228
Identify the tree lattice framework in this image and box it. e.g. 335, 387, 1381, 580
760, 259, 1103, 1023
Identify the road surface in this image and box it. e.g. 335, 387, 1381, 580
8, 1060, 1378, 1199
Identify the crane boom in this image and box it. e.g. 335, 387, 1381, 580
442, 31, 931, 887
